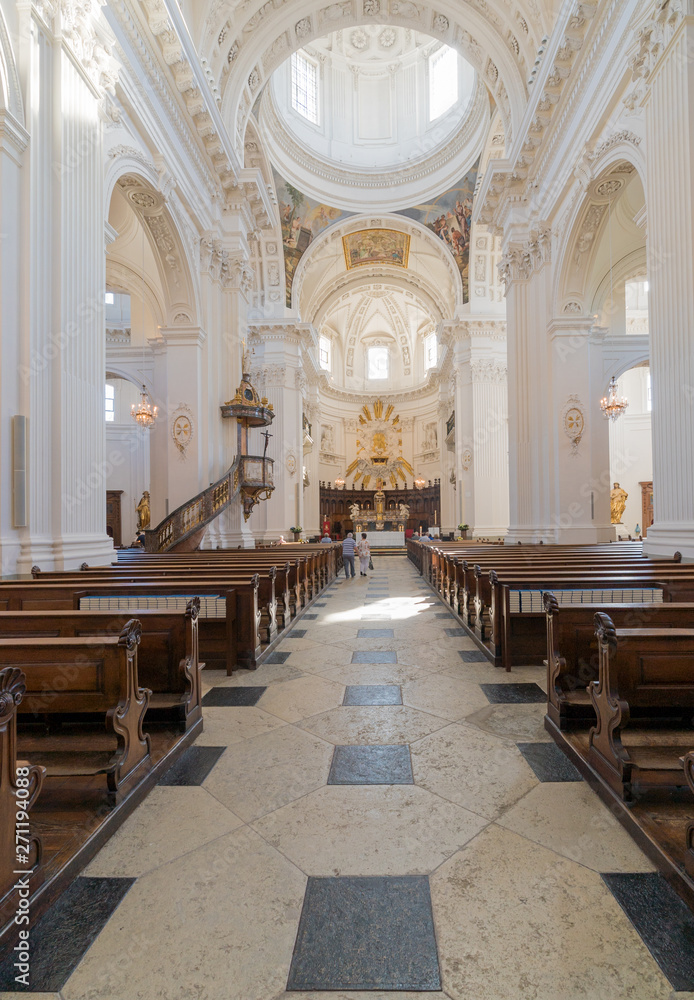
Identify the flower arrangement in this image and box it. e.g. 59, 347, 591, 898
290, 526, 303, 533
457, 524, 469, 531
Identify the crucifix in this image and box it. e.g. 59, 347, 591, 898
262, 429, 272, 458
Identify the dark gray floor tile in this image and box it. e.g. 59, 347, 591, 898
201, 686, 267, 707
287, 629, 307, 638
0, 876, 135, 991
287, 875, 441, 991
480, 683, 546, 704
444, 627, 466, 636
157, 746, 226, 786
266, 651, 291, 664
328, 745, 413, 784
459, 650, 488, 663
303, 613, 319, 620
357, 628, 395, 638
344, 684, 402, 706
516, 742, 582, 782
602, 873, 694, 991
436, 613, 457, 620
351, 651, 397, 664
314, 602, 328, 607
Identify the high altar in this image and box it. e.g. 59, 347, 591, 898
350, 487, 408, 546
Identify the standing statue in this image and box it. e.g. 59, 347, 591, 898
398, 502, 410, 518
349, 502, 361, 521
610, 482, 628, 524
136, 490, 151, 530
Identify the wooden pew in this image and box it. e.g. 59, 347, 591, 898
587, 612, 694, 800
0, 599, 202, 733
0, 668, 44, 906
683, 751, 694, 877
0, 620, 152, 797
543, 594, 694, 730
0, 579, 248, 670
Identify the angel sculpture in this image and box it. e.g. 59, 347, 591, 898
398, 502, 410, 518
349, 502, 361, 521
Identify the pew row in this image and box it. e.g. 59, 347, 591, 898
0, 620, 152, 797
0, 599, 203, 732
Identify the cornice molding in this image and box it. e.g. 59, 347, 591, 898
497, 227, 551, 287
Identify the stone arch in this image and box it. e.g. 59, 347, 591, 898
105, 166, 200, 328
215, 0, 529, 162
292, 213, 464, 321
554, 144, 646, 320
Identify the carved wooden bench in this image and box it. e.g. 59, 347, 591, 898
0, 599, 202, 733
587, 612, 694, 800
0, 620, 151, 796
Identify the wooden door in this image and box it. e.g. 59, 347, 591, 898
106, 490, 124, 547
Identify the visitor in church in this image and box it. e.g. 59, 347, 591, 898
357, 532, 371, 576
342, 531, 356, 578
320, 531, 332, 543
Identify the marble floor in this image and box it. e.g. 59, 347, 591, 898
3, 557, 694, 999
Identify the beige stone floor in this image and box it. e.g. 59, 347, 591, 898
31, 558, 685, 1000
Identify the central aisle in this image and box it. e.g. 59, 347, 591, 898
58, 557, 678, 999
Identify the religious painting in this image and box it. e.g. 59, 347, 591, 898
396, 158, 479, 302
273, 169, 351, 306
342, 230, 411, 270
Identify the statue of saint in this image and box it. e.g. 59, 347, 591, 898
610, 482, 628, 524
136, 490, 151, 530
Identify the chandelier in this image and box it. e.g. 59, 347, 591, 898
131, 385, 158, 429
414, 476, 426, 489
600, 377, 628, 421
334, 477, 345, 489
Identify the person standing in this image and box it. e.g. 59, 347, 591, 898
356, 532, 370, 576
342, 531, 356, 578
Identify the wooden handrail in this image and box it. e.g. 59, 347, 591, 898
144, 456, 244, 553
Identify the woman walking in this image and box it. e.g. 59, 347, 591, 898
357, 532, 371, 577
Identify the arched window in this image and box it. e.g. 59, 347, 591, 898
319, 335, 331, 370
367, 346, 389, 380
424, 333, 437, 370
291, 51, 319, 125
429, 46, 458, 121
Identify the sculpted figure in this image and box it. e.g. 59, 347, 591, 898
610, 482, 628, 524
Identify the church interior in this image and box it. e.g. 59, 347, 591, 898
1, 0, 694, 996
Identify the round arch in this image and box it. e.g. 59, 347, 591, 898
292, 212, 464, 321
105, 163, 201, 328
554, 141, 646, 318
215, 0, 529, 162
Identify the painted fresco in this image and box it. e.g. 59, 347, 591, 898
273, 158, 478, 304
396, 159, 479, 302
274, 169, 351, 306
343, 230, 410, 269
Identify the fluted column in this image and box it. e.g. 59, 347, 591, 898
639, 7, 694, 557
501, 231, 555, 542
450, 319, 509, 537
549, 320, 613, 542
15, 2, 117, 571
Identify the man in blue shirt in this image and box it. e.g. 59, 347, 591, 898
342, 532, 356, 578
320, 532, 332, 543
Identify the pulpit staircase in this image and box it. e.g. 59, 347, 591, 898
144, 457, 243, 553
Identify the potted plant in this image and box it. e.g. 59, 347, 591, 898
290, 525, 303, 541
457, 523, 470, 540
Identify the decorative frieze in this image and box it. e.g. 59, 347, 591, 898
498, 229, 551, 288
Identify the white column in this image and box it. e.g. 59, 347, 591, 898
549, 320, 613, 542
0, 80, 29, 573
16, 4, 116, 572
501, 232, 555, 542
640, 10, 694, 557
157, 327, 206, 513
450, 320, 509, 538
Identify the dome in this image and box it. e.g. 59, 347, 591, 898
259, 26, 488, 212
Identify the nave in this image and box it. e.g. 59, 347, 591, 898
1, 557, 690, 999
